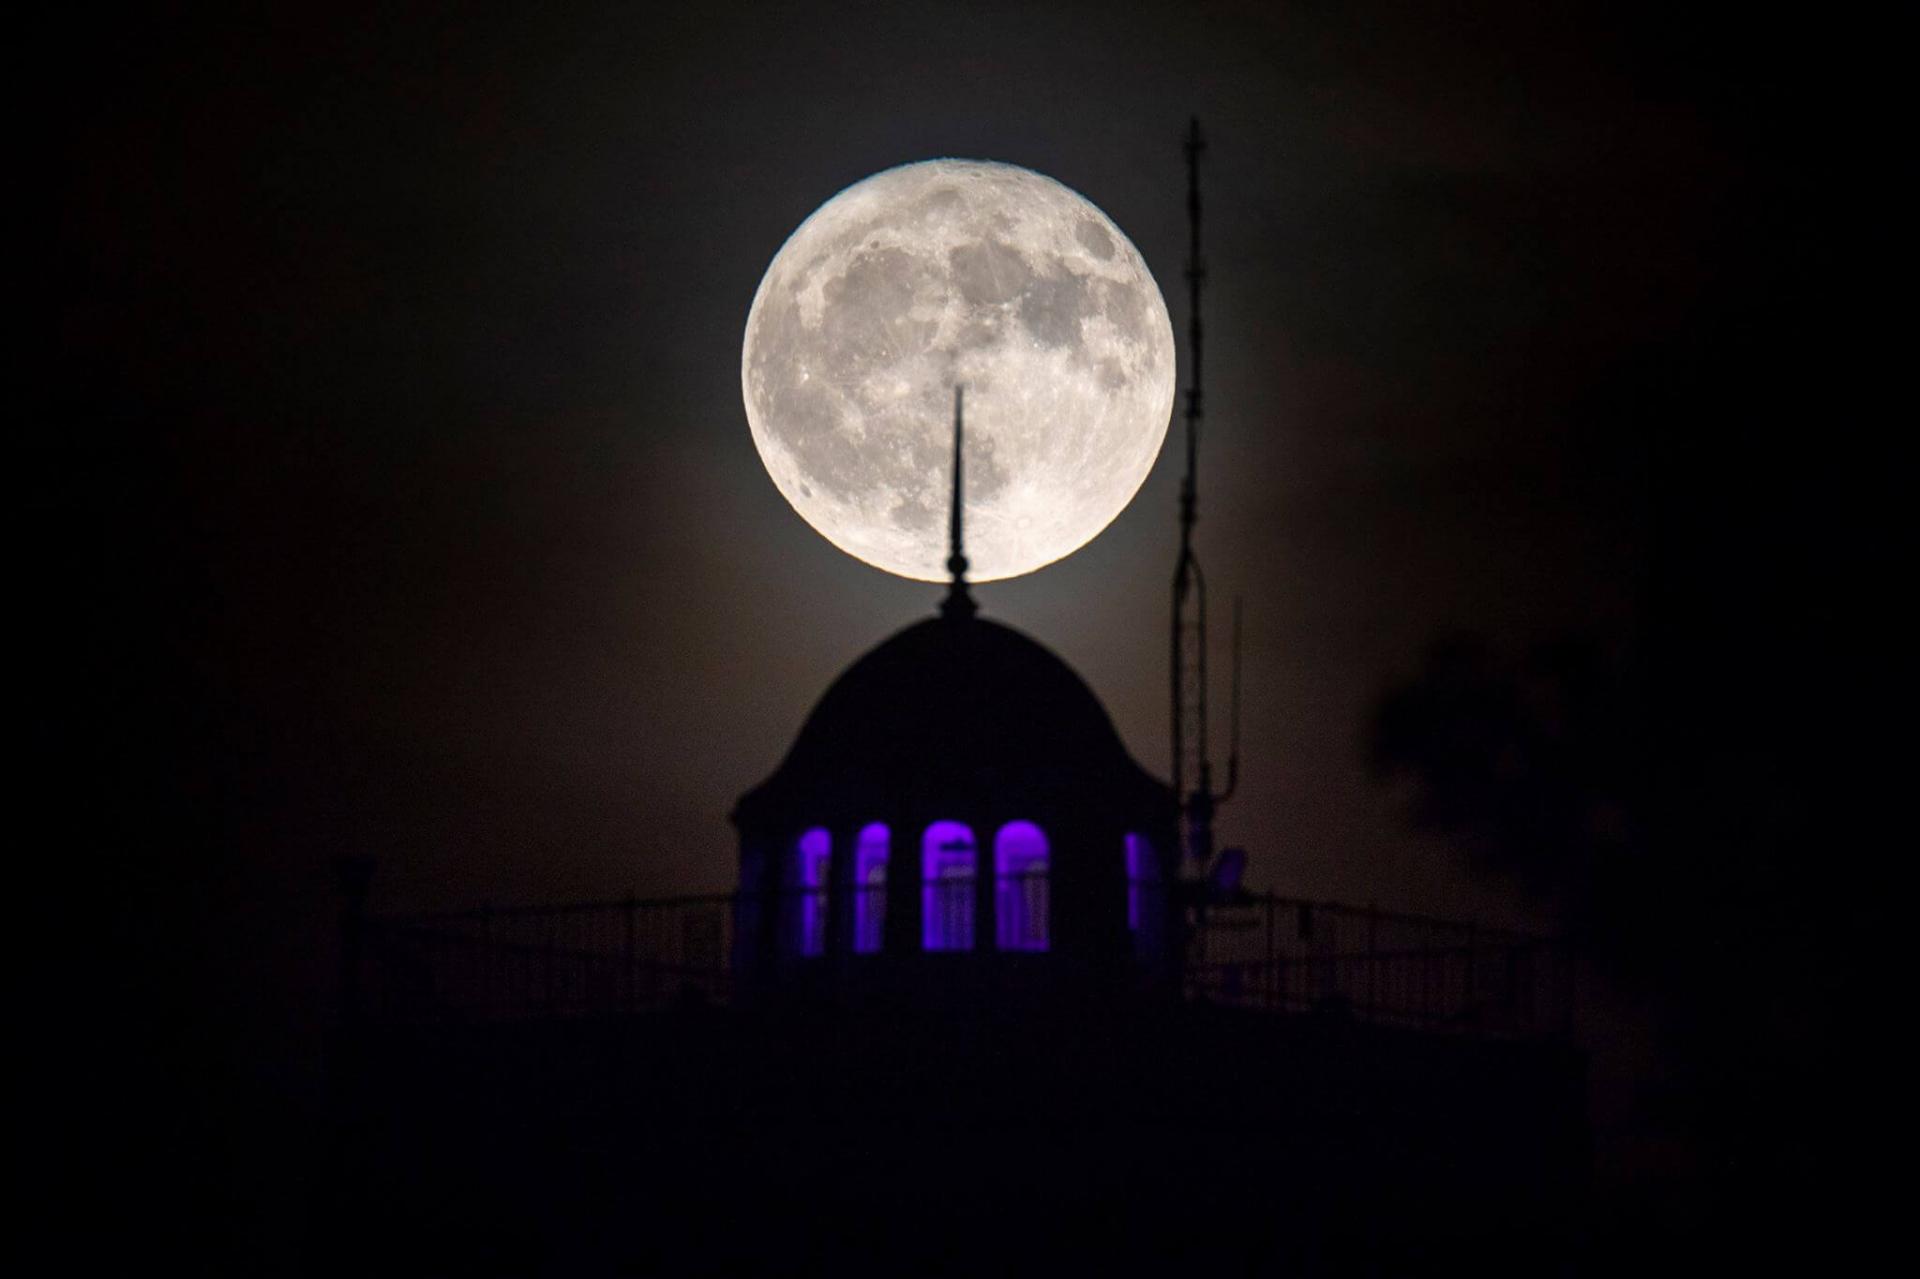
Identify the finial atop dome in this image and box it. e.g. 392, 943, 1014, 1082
941, 384, 977, 621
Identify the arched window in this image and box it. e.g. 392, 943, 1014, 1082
1124, 832, 1153, 932
853, 823, 890, 954
794, 827, 831, 957
921, 822, 976, 952
994, 821, 1050, 951
1125, 832, 1162, 960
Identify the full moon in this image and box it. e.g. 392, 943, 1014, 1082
742, 160, 1176, 582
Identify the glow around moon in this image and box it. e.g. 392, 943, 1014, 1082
742, 160, 1176, 582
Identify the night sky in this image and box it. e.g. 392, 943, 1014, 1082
50, 0, 1879, 1261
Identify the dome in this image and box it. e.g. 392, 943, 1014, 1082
734, 613, 1169, 832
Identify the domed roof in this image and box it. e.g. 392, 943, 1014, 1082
734, 613, 1170, 830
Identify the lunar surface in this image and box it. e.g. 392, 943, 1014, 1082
742, 160, 1176, 582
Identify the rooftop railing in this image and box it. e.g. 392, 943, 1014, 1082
361, 893, 736, 1022
1183, 892, 1574, 1035
352, 884, 1571, 1037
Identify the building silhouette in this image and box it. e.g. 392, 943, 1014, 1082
332, 416, 1586, 1274
732, 607, 1176, 992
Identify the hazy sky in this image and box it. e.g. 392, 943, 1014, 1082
57, 0, 1819, 1027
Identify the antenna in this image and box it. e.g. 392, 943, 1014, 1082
1171, 117, 1239, 865
1225, 594, 1242, 801
941, 384, 977, 621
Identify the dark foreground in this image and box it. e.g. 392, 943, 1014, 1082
323, 997, 1586, 1275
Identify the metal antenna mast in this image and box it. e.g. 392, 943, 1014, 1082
1172, 118, 1240, 869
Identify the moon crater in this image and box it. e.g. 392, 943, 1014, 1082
743, 159, 1176, 582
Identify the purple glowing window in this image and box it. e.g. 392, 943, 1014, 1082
794, 827, 831, 957
921, 821, 976, 952
993, 821, 1050, 951
1125, 832, 1156, 931
854, 822, 889, 954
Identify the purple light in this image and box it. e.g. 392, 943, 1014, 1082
1125, 832, 1153, 932
993, 821, 1050, 951
921, 821, 976, 951
795, 827, 831, 957
854, 822, 889, 954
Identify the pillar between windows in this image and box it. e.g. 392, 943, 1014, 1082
974, 813, 1003, 955
826, 823, 855, 960
884, 812, 921, 959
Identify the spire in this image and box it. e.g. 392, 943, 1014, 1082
941, 384, 976, 621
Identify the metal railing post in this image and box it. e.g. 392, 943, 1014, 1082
1264, 894, 1276, 1009
623, 894, 636, 1014
543, 915, 556, 1015
1367, 905, 1378, 1020
1466, 921, 1477, 1019
479, 902, 494, 1017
